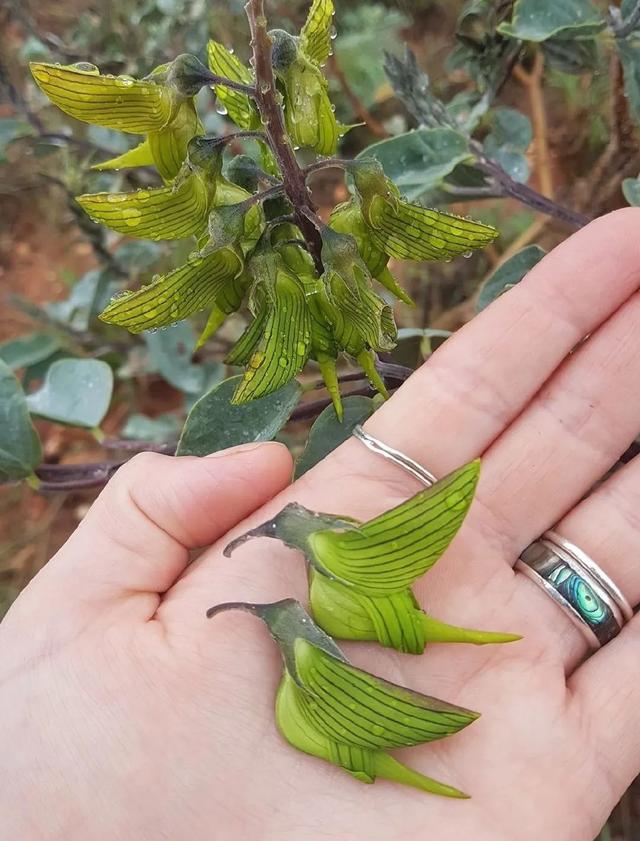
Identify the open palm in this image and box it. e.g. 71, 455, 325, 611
3, 209, 640, 841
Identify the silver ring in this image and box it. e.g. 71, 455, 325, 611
352, 425, 437, 487
517, 530, 632, 650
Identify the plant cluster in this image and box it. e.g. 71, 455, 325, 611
28, 0, 498, 422
210, 459, 520, 796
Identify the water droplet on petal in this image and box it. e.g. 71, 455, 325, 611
122, 207, 142, 227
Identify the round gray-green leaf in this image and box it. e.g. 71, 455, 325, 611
0, 332, 61, 371
476, 245, 546, 312
357, 128, 473, 202
177, 376, 301, 457
26, 359, 114, 428
295, 396, 376, 479
0, 360, 42, 481
622, 177, 640, 206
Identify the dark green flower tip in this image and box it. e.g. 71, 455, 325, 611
203, 203, 250, 254
270, 29, 300, 72
167, 53, 217, 97
186, 136, 225, 178
225, 155, 264, 193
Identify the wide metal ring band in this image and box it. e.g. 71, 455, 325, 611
517, 531, 633, 650
351, 426, 633, 650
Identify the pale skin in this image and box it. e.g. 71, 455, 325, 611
4, 209, 640, 841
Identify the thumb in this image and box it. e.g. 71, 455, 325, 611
8, 443, 292, 624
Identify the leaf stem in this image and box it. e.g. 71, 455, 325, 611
245, 0, 324, 272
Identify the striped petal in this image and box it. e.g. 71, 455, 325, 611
308, 460, 480, 595
232, 271, 311, 403
225, 309, 268, 366
294, 637, 479, 749
99, 249, 242, 333
300, 0, 334, 66
91, 138, 155, 171
207, 40, 259, 130
328, 274, 397, 356
368, 197, 498, 262
76, 173, 209, 240
30, 62, 171, 134
310, 573, 427, 653
148, 100, 203, 181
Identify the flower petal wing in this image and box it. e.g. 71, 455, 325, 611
232, 272, 311, 403
207, 40, 259, 129
76, 175, 209, 240
300, 0, 335, 67
369, 198, 498, 261
30, 62, 171, 133
99, 250, 241, 333
308, 460, 480, 595
294, 638, 479, 749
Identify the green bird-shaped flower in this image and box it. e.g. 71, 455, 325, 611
98, 138, 264, 337
30, 54, 213, 181
227, 247, 312, 405
348, 159, 499, 262
225, 460, 520, 654
329, 199, 414, 306
207, 598, 479, 797
75, 135, 225, 241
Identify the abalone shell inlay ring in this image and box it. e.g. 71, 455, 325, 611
517, 531, 633, 650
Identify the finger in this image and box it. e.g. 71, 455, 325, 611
532, 453, 640, 672
566, 455, 640, 791
475, 289, 640, 563
8, 443, 292, 623
359, 208, 640, 483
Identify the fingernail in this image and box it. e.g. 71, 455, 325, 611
205, 441, 286, 458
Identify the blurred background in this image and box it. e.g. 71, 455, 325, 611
0, 2, 638, 835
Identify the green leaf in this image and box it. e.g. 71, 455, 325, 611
484, 107, 532, 183
176, 376, 301, 456
0, 333, 61, 371
390, 327, 451, 367
26, 359, 114, 428
0, 118, 35, 163
476, 245, 546, 312
541, 35, 600, 75
617, 35, 640, 123
622, 177, 640, 205
295, 396, 376, 478
498, 0, 605, 42
121, 413, 181, 443
0, 360, 42, 482
144, 322, 205, 394
357, 128, 473, 202
30, 62, 172, 134
335, 8, 409, 107
47, 269, 113, 331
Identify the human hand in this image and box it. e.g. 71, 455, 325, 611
4, 209, 640, 841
